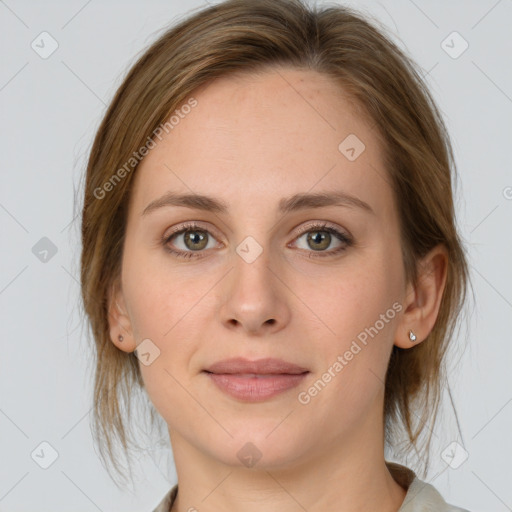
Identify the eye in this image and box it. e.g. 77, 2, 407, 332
162, 222, 221, 259
291, 222, 353, 258
161, 221, 353, 260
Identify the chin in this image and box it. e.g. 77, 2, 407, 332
203, 429, 310, 471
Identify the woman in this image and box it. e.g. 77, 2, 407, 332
80, 0, 471, 510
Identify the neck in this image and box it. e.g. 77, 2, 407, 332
167, 406, 407, 512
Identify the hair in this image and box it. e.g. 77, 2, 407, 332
80, 0, 471, 486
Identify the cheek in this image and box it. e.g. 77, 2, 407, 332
294, 283, 399, 431
294, 256, 401, 394
122, 247, 208, 340
121, 251, 219, 384
296, 260, 398, 339
122, 261, 206, 419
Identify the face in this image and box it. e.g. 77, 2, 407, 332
113, 67, 410, 469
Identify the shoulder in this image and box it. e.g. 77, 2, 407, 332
386, 461, 471, 512
152, 483, 178, 512
401, 476, 470, 511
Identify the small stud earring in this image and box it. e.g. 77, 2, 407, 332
118, 334, 124, 342
408, 330, 417, 342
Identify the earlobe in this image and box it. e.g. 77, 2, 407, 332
394, 244, 448, 349
107, 280, 136, 353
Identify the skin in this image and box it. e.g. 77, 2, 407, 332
108, 66, 448, 512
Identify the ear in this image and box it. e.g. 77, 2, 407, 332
107, 278, 136, 353
394, 244, 448, 349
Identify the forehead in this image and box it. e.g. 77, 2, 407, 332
130, 67, 392, 217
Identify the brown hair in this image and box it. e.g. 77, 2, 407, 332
80, 0, 470, 485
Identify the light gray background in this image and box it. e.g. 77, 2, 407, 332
1, 0, 511, 511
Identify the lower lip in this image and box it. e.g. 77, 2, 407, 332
204, 372, 309, 401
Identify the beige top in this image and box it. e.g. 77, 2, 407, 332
152, 461, 470, 511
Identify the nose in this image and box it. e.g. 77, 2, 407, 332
218, 246, 291, 336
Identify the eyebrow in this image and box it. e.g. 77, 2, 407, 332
142, 190, 374, 216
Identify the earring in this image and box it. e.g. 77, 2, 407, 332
408, 330, 417, 342
118, 334, 124, 342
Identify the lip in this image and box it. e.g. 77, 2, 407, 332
203, 358, 309, 402
204, 357, 309, 375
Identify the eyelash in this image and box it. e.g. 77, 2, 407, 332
161, 221, 353, 260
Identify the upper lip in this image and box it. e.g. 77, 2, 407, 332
204, 357, 309, 375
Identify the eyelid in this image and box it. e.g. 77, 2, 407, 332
293, 220, 349, 237
163, 220, 349, 242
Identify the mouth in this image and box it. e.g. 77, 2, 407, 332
202, 358, 310, 402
